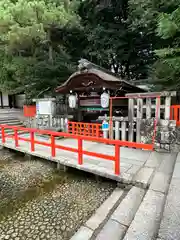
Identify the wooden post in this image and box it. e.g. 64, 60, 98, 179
136, 120, 141, 143
146, 98, 151, 119
51, 135, 55, 157
165, 96, 171, 120
115, 144, 120, 175
156, 97, 161, 119
65, 118, 68, 132
115, 121, 120, 140
109, 98, 113, 139
14, 129, 19, 147
30, 132, 35, 152
137, 98, 143, 119
78, 138, 83, 165
128, 98, 134, 142
121, 121, 126, 141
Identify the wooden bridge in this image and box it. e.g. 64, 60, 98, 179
0, 124, 154, 185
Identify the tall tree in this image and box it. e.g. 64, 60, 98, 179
128, 0, 180, 89
0, 0, 79, 97
78, 0, 154, 81
152, 6, 180, 90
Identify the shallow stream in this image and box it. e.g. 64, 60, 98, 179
0, 149, 115, 240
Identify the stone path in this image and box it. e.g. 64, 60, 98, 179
158, 152, 180, 240
70, 151, 178, 240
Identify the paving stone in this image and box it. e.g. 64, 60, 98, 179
176, 152, 180, 162
145, 152, 163, 168
172, 162, 180, 179
120, 148, 150, 161
150, 172, 171, 194
95, 219, 127, 240
70, 226, 93, 240
120, 173, 133, 184
126, 165, 140, 175
123, 190, 165, 240
134, 167, 154, 187
111, 187, 145, 226
158, 153, 177, 175
85, 188, 124, 230
122, 158, 145, 166
158, 178, 180, 240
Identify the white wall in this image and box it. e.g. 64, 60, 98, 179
2, 94, 9, 106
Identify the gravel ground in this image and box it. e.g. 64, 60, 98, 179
0, 149, 115, 240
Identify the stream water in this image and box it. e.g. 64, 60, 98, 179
0, 149, 115, 240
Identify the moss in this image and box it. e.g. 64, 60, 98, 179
0, 171, 67, 221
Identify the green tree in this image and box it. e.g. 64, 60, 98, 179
78, 0, 154, 81
152, 6, 180, 90
0, 0, 79, 97
128, 0, 180, 89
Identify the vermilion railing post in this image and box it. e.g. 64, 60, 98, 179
51, 135, 55, 157
115, 144, 120, 175
174, 106, 178, 123
72, 122, 75, 135
1, 126, 5, 144
78, 138, 83, 165
30, 131, 35, 152
96, 125, 100, 138
14, 128, 19, 147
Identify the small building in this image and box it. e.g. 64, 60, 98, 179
55, 60, 146, 123
0, 92, 25, 109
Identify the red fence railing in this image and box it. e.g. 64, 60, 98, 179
68, 121, 103, 138
0, 125, 153, 176
170, 105, 180, 126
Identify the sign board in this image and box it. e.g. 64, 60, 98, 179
36, 100, 55, 115
79, 98, 100, 107
102, 121, 109, 130
80, 107, 109, 111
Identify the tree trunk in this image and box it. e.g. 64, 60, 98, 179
47, 29, 53, 64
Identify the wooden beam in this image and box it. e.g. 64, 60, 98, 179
126, 91, 176, 98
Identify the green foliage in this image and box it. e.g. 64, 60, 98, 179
152, 6, 180, 90
78, 0, 153, 81
0, 0, 79, 52
0, 0, 79, 98
1, 0, 180, 97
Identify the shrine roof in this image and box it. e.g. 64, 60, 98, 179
55, 60, 146, 94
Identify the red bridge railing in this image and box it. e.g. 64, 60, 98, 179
0, 125, 153, 176
170, 105, 180, 126
68, 121, 103, 138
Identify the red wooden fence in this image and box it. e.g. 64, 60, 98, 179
170, 105, 180, 126
0, 125, 153, 176
68, 121, 103, 138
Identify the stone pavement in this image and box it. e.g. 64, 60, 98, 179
158, 152, 180, 240
70, 151, 178, 240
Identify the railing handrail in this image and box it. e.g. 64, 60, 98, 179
0, 124, 153, 149
0, 124, 153, 176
